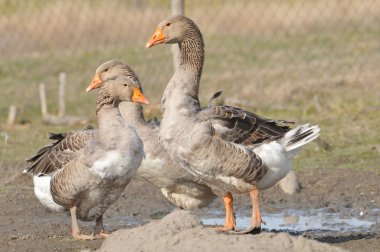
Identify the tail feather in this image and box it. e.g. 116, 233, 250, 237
280, 124, 320, 157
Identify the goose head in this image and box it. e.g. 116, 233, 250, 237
87, 75, 149, 105
87, 59, 143, 93
146, 15, 199, 48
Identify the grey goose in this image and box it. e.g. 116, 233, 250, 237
24, 75, 148, 240
146, 15, 320, 233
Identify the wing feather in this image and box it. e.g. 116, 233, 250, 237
200, 105, 293, 145
25, 126, 95, 176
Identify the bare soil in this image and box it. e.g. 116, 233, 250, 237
0, 167, 379, 252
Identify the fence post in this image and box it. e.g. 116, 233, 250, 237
171, 0, 184, 71
39, 83, 48, 117
58, 72, 66, 117
6, 105, 17, 126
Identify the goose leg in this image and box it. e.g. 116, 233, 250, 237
70, 206, 94, 240
94, 215, 110, 239
236, 188, 264, 234
250, 188, 264, 230
230, 188, 263, 234
215, 192, 237, 232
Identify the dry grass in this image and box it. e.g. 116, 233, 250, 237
0, 1, 169, 57
0, 0, 379, 171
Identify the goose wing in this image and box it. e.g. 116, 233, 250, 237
188, 132, 268, 186
200, 105, 293, 145
25, 126, 95, 176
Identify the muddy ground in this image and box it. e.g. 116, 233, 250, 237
0, 167, 379, 252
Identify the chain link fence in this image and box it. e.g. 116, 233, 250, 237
0, 0, 379, 118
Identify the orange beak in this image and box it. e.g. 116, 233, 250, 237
132, 87, 149, 105
146, 27, 166, 48
86, 73, 102, 92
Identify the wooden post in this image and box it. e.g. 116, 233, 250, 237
58, 72, 66, 117
171, 0, 184, 71
6, 105, 17, 126
39, 83, 48, 117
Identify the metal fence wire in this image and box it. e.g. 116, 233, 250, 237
0, 0, 379, 113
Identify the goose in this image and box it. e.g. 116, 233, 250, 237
24, 75, 148, 240
146, 15, 320, 233
88, 59, 216, 209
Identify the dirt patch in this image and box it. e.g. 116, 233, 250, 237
97, 210, 346, 252
0, 167, 379, 252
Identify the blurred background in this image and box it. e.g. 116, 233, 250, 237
0, 0, 379, 172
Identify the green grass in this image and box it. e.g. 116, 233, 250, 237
0, 0, 379, 173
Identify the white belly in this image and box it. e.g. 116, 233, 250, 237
90, 150, 141, 179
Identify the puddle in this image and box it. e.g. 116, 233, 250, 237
102, 208, 378, 235
200, 209, 379, 233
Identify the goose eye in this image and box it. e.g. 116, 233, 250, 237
166, 22, 171, 27
123, 83, 128, 87
104, 68, 109, 72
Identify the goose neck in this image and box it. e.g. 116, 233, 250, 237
178, 32, 204, 85
165, 31, 204, 105
96, 104, 125, 140
118, 101, 147, 129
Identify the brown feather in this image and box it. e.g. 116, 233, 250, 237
25, 127, 95, 176
200, 105, 293, 146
